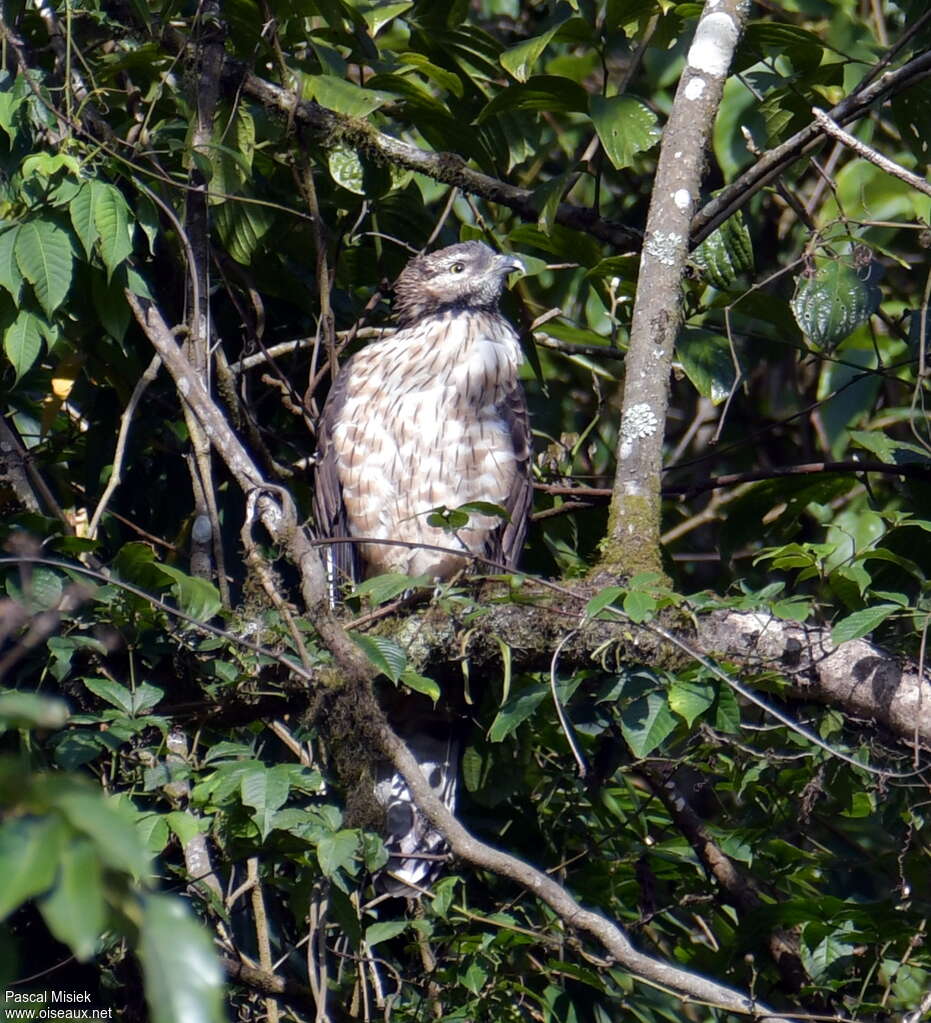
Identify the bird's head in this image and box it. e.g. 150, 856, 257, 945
392, 241, 523, 327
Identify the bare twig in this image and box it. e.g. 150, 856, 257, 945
811, 107, 931, 199
87, 354, 161, 540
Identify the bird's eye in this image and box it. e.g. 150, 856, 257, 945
450, 262, 465, 273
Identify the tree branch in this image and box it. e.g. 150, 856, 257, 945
605, 0, 749, 576
378, 719, 794, 1022
692, 48, 931, 244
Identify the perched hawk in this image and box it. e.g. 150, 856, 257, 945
314, 241, 531, 893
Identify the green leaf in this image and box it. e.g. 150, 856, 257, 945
589, 95, 661, 169
92, 269, 131, 342
350, 633, 407, 682
0, 816, 64, 918
363, 1, 412, 34
54, 789, 149, 877
213, 199, 274, 266
83, 677, 134, 714
92, 181, 134, 278
352, 572, 426, 605
241, 764, 290, 816
139, 894, 225, 1023
0, 691, 69, 730
532, 172, 573, 235
676, 329, 737, 405
155, 564, 222, 621
584, 586, 624, 620
477, 75, 589, 123
488, 684, 547, 742
620, 692, 677, 758
4, 308, 44, 382
304, 75, 391, 116
623, 589, 657, 623
39, 838, 104, 960
365, 920, 408, 946
691, 212, 753, 288
397, 53, 464, 97
500, 19, 568, 82
0, 225, 23, 299
69, 182, 97, 260
400, 668, 441, 703
791, 259, 882, 350
668, 681, 715, 726
15, 218, 73, 316
831, 604, 899, 644
328, 144, 366, 194
316, 830, 359, 878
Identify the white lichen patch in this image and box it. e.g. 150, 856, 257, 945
673, 188, 691, 210
687, 12, 739, 77
622, 403, 659, 442
644, 231, 683, 267
685, 76, 706, 101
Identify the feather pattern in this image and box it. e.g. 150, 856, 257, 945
313, 241, 531, 894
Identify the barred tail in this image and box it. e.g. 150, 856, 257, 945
374, 729, 459, 897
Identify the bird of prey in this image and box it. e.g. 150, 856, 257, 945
314, 240, 531, 893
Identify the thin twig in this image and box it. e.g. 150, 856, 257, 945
811, 107, 931, 199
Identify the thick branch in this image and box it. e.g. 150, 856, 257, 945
212, 56, 639, 250
606, 1, 748, 576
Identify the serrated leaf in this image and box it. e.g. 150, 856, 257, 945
92, 181, 134, 278
620, 692, 677, 757
139, 894, 225, 1023
241, 763, 290, 814
831, 604, 899, 644
589, 95, 661, 169
4, 308, 44, 382
349, 633, 407, 682
69, 181, 97, 260
83, 677, 134, 714
791, 259, 882, 350
676, 329, 737, 405
15, 218, 73, 316
500, 19, 567, 82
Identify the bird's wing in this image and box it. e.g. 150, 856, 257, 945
313, 360, 362, 602
494, 376, 533, 571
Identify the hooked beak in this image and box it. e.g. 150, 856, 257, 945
497, 252, 525, 278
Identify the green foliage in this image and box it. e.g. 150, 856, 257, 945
1, 0, 931, 1021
